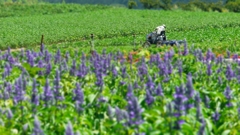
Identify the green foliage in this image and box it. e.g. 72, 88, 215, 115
225, 0, 240, 12
139, 0, 160, 9
128, 0, 137, 9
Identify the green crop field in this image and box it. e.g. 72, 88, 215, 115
1, 3, 240, 135
0, 3, 240, 52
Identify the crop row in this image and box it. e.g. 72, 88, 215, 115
0, 6, 240, 49
0, 43, 240, 134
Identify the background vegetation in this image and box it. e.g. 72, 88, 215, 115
1, 0, 240, 13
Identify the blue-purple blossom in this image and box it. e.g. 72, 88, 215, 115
206, 63, 212, 76
14, 75, 26, 104
183, 42, 188, 55
73, 83, 84, 103
155, 84, 163, 96
43, 79, 53, 105
6, 108, 13, 119
32, 116, 44, 135
54, 49, 61, 64
45, 63, 52, 75
226, 64, 235, 81
53, 70, 64, 101
31, 78, 39, 106
70, 60, 76, 76
126, 84, 134, 99
37, 60, 44, 76
185, 73, 195, 99
198, 119, 206, 135
145, 89, 154, 106
212, 111, 220, 124
126, 96, 144, 126
146, 75, 155, 91
65, 121, 74, 135
224, 86, 232, 107
111, 65, 118, 78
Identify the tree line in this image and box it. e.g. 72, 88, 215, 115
0, 0, 240, 13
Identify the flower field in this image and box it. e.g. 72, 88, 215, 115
0, 42, 240, 135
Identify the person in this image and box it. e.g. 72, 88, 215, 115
154, 24, 166, 40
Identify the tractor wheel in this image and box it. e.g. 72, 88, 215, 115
156, 41, 163, 47
142, 41, 150, 48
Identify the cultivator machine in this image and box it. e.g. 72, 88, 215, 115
142, 25, 186, 47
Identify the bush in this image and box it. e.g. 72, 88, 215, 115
225, 1, 240, 12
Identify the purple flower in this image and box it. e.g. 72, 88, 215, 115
54, 49, 61, 64
111, 65, 118, 78
174, 120, 185, 130
186, 73, 195, 99
224, 86, 232, 107
198, 119, 206, 135
206, 63, 212, 76
44, 50, 51, 63
126, 84, 134, 99
216, 55, 223, 64
95, 73, 103, 89
37, 60, 44, 76
133, 81, 140, 89
43, 79, 53, 105
76, 62, 88, 78
73, 83, 84, 104
27, 52, 35, 67
126, 96, 144, 126
183, 42, 188, 55
31, 78, 39, 106
6, 108, 13, 119
14, 75, 26, 104
145, 89, 154, 106
70, 60, 76, 76
173, 86, 187, 118
212, 111, 220, 123
53, 70, 64, 101
121, 66, 127, 78
226, 64, 235, 81
146, 75, 155, 91
65, 121, 74, 135
45, 63, 52, 75
32, 116, 44, 135
155, 84, 163, 96
2, 62, 12, 79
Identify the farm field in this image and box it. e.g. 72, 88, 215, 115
0, 3, 240, 51
1, 3, 240, 135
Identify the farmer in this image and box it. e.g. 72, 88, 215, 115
155, 24, 166, 40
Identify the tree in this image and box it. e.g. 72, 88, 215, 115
128, 0, 137, 9
225, 0, 240, 12
159, 0, 172, 10
139, 0, 160, 9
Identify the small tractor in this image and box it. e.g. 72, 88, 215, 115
142, 25, 186, 47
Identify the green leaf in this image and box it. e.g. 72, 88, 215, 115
205, 118, 213, 132
221, 130, 231, 135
